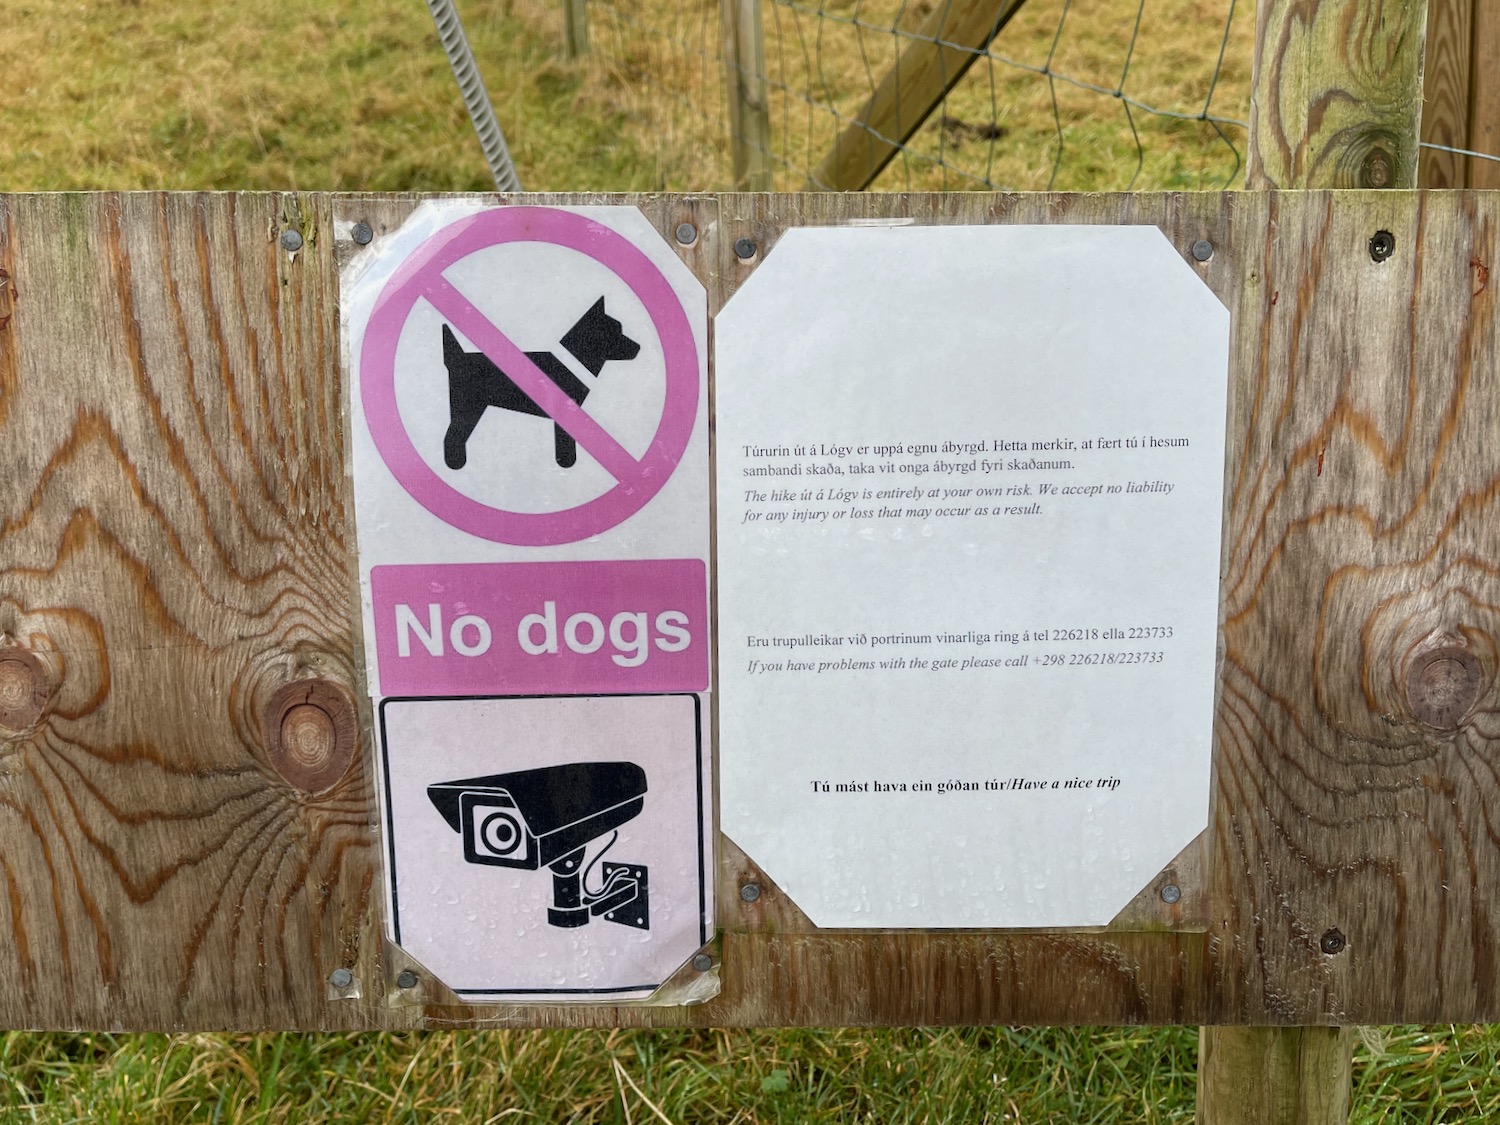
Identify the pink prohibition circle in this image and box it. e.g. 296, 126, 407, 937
360, 207, 700, 546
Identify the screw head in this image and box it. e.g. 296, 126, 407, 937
1191, 239, 1214, 262
1320, 928, 1347, 955
329, 968, 354, 989
280, 229, 304, 253
740, 883, 762, 903
395, 969, 419, 989
351, 221, 374, 246
1369, 230, 1396, 263
1160, 883, 1182, 905
675, 223, 698, 246
734, 237, 757, 261
692, 953, 714, 972
1362, 147, 1393, 189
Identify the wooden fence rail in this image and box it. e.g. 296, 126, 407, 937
2, 188, 1500, 1040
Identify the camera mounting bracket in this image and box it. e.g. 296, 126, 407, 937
547, 852, 651, 930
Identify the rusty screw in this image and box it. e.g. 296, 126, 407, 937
1362, 148, 1393, 189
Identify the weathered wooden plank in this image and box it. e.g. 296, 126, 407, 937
2, 190, 1500, 1030
808, 0, 1031, 192
1420, 0, 1474, 187
1472, 5, 1500, 189
1419, 1, 1500, 189
0, 192, 384, 1030
1234, 0, 1429, 1109
1248, 0, 1429, 188
1218, 189, 1500, 1026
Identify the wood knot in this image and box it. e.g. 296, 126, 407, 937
0, 649, 48, 730
1404, 647, 1483, 730
262, 679, 358, 794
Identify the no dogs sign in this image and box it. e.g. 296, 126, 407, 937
343, 203, 713, 1003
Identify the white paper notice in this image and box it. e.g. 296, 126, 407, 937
715, 224, 1229, 929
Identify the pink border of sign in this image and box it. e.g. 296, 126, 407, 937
360, 207, 701, 546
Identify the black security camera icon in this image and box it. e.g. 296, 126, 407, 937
428, 762, 650, 930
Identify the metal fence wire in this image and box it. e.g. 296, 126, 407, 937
574, 0, 1254, 192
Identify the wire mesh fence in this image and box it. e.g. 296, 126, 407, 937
563, 0, 1255, 192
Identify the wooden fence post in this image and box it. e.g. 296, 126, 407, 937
564, 0, 588, 58
721, 0, 772, 190
1203, 1, 1429, 1121
1247, 0, 1428, 189
1420, 0, 1500, 187
1476, 5, 1500, 187
1198, 1028, 1355, 1125
808, 0, 1030, 191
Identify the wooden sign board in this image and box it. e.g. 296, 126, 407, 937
0, 190, 1496, 1030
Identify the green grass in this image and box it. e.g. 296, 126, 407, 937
0, 0, 1251, 193
3, 1025, 1500, 1122
0, 1027, 1198, 1123
1, 0, 677, 192
4, 1, 1500, 1120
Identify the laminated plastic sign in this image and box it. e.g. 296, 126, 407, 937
344, 203, 712, 1003
715, 224, 1229, 930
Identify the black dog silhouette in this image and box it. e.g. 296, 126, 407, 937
441, 297, 641, 471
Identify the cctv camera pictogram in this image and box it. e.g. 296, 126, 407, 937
428, 761, 651, 930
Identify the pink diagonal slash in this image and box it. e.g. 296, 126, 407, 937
421, 274, 643, 484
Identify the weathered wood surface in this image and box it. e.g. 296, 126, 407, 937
563, 0, 588, 58
1473, 6, 1500, 190
720, 0, 772, 191
1224, 0, 1431, 1106
3, 190, 1500, 1030
1422, 0, 1475, 188
1249, 0, 1429, 188
0, 193, 378, 1030
808, 0, 1031, 191
1196, 1027, 1354, 1125
1419, 0, 1500, 189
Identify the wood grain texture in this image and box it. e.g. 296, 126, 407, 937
1471, 5, 1500, 190
1248, 0, 1429, 188
1419, 1, 1500, 189
721, 0, 772, 191
808, 0, 1031, 191
1231, 0, 1429, 1095
1212, 190, 1500, 1026
1420, 0, 1474, 187
4, 190, 1500, 1030
0, 193, 384, 1030
1196, 1027, 1354, 1125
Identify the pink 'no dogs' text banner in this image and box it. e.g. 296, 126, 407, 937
370, 560, 708, 697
